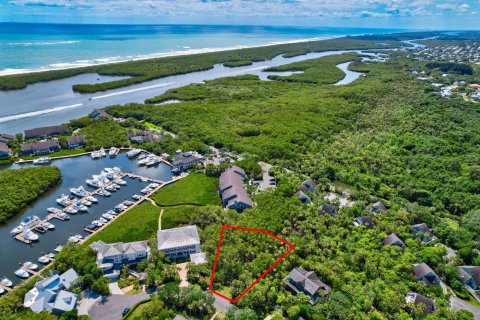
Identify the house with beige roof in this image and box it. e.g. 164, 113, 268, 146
157, 225, 200, 259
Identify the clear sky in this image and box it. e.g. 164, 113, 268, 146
1, 0, 479, 30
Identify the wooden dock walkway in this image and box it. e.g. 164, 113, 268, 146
0, 283, 12, 292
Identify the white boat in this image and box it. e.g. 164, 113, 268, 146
86, 196, 98, 203
115, 179, 127, 186
137, 154, 147, 160
127, 149, 141, 158
23, 262, 38, 270
1, 278, 12, 287
73, 202, 88, 212
86, 179, 103, 188
98, 189, 111, 197
47, 207, 60, 214
23, 229, 39, 241
44, 222, 55, 230
47, 252, 55, 259
66, 207, 78, 214
138, 156, 152, 166
102, 213, 114, 220
113, 184, 121, 190
98, 217, 108, 224
132, 194, 142, 200
70, 186, 87, 197
113, 204, 126, 213
91, 151, 101, 159
38, 255, 50, 264
109, 147, 119, 157
56, 194, 73, 207
99, 147, 106, 157
58, 213, 70, 220
81, 199, 92, 207
14, 269, 29, 278
10, 216, 40, 235
105, 185, 116, 192
148, 183, 160, 189
68, 236, 80, 243
0, 287, 4, 295
33, 157, 51, 165
140, 187, 153, 194
91, 219, 104, 227
146, 158, 161, 167
122, 200, 134, 207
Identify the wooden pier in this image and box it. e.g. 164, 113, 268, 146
0, 283, 12, 292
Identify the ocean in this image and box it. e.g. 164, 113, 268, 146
0, 23, 405, 75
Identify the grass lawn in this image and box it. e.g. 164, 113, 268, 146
161, 205, 197, 230
125, 299, 152, 320
22, 148, 87, 160
85, 202, 160, 245
152, 173, 219, 206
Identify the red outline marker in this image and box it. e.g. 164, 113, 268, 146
208, 225, 295, 303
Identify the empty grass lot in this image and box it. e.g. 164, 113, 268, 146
152, 173, 219, 206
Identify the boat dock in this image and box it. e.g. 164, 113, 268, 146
0, 283, 12, 292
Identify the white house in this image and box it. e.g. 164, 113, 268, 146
157, 225, 200, 259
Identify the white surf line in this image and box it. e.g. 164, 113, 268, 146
0, 103, 84, 123
90, 82, 175, 100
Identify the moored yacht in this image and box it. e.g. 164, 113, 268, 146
99, 147, 106, 157
66, 207, 78, 214
73, 202, 88, 212
132, 194, 142, 200
98, 189, 111, 197
10, 216, 40, 235
43, 222, 55, 230
86, 179, 103, 188
146, 157, 161, 167
105, 185, 116, 192
115, 179, 127, 186
14, 269, 29, 278
47, 207, 60, 214
1, 278, 12, 287
58, 213, 70, 220
33, 157, 51, 165
38, 255, 50, 264
23, 229, 39, 241
102, 213, 114, 220
91, 150, 101, 159
56, 194, 73, 207
127, 149, 142, 158
22, 261, 38, 270
109, 147, 119, 157
70, 186, 87, 197
86, 195, 98, 203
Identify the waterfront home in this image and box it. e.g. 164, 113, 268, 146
126, 129, 161, 143
383, 233, 406, 249
0, 133, 14, 143
405, 292, 437, 316
414, 263, 441, 285
89, 240, 149, 276
457, 266, 480, 290
219, 165, 253, 212
21, 140, 61, 156
67, 135, 86, 149
411, 223, 436, 243
157, 225, 200, 259
295, 190, 312, 204
371, 201, 387, 214
23, 268, 78, 314
89, 108, 111, 120
0, 142, 11, 158
283, 268, 331, 305
318, 204, 338, 217
353, 216, 375, 229
301, 178, 316, 193
25, 125, 69, 140
172, 150, 203, 171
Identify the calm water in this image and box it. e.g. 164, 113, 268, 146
0, 153, 174, 285
0, 49, 378, 134
0, 23, 404, 74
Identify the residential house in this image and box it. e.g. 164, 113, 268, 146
0, 142, 11, 158
318, 204, 338, 217
295, 190, 312, 204
457, 266, 480, 290
89, 240, 149, 276
283, 268, 331, 304
21, 140, 61, 156
414, 263, 441, 286
411, 223, 436, 243
89, 109, 111, 120
23, 268, 78, 314
126, 129, 161, 143
25, 125, 69, 140
405, 292, 437, 316
67, 135, 86, 149
219, 165, 253, 212
172, 150, 203, 171
190, 252, 207, 265
383, 233, 406, 249
0, 133, 14, 143
301, 178, 316, 193
371, 201, 387, 214
157, 225, 200, 259
353, 216, 375, 229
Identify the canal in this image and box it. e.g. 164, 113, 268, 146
0, 152, 174, 285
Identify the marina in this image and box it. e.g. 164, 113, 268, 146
0, 151, 175, 286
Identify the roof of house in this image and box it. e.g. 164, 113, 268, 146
301, 178, 315, 191
59, 268, 79, 289
0, 133, 14, 141
90, 240, 149, 260
89, 109, 110, 119
383, 233, 405, 247
67, 135, 86, 145
295, 190, 312, 204
25, 125, 68, 137
354, 216, 375, 228
284, 267, 331, 297
412, 223, 431, 232
406, 292, 436, 315
414, 263, 438, 279
52, 290, 77, 312
21, 140, 60, 152
220, 166, 254, 208
157, 225, 200, 251
457, 266, 480, 287
372, 201, 387, 212
172, 151, 202, 166
318, 204, 338, 216
0, 142, 10, 153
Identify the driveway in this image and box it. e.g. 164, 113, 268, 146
89, 292, 150, 320
450, 296, 480, 320
177, 262, 189, 288
109, 282, 124, 295
257, 162, 276, 191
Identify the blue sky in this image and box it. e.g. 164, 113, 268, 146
1, 0, 480, 29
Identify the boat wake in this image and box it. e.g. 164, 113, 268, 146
90, 82, 175, 100
0, 103, 84, 123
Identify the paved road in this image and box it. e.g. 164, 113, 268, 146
89, 292, 150, 320
257, 162, 276, 191
450, 296, 480, 320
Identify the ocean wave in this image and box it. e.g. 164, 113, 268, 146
7, 40, 80, 46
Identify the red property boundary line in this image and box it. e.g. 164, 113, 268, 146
208, 225, 295, 303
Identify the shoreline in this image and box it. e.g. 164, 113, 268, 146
0, 36, 339, 77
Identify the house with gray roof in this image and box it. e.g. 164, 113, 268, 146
353, 216, 375, 229
21, 140, 61, 156
383, 233, 406, 249
457, 266, 480, 290
371, 201, 387, 214
405, 292, 437, 316
190, 252, 207, 265
23, 268, 78, 314
172, 150, 203, 172
295, 190, 312, 204
219, 165, 253, 212
25, 125, 69, 140
157, 225, 200, 259
283, 268, 331, 304
90, 240, 149, 276
127, 129, 161, 143
89, 108, 111, 120
0, 133, 14, 143
411, 223, 436, 243
67, 135, 86, 149
0, 142, 11, 158
301, 178, 316, 193
414, 263, 440, 286
318, 204, 338, 217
